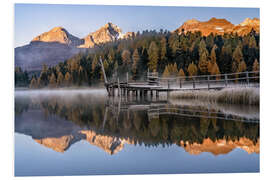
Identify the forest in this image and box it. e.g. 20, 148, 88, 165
15, 29, 260, 88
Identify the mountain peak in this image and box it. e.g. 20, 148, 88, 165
31, 26, 81, 46
239, 17, 260, 27
79, 22, 123, 48
185, 19, 200, 25
50, 26, 66, 32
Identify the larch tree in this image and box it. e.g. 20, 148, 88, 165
162, 66, 170, 78
29, 76, 37, 89
210, 44, 217, 64
132, 49, 140, 79
232, 44, 244, 73
248, 35, 257, 49
160, 37, 167, 61
57, 71, 64, 87
253, 59, 259, 72
210, 62, 221, 80
198, 39, 209, 74
178, 68, 186, 81
148, 41, 159, 72
207, 43, 217, 74
187, 62, 198, 76
238, 60, 247, 72
49, 73, 57, 88
171, 63, 178, 76
121, 49, 131, 67
252, 59, 259, 82
64, 72, 72, 86
198, 51, 209, 74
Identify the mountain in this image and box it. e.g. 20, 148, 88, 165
15, 23, 130, 70
31, 26, 83, 46
233, 18, 260, 36
15, 27, 84, 71
179, 138, 260, 155
175, 17, 260, 36
79, 22, 123, 48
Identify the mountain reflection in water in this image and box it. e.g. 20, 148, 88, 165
15, 90, 259, 156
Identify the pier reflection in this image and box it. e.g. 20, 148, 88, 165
15, 92, 259, 155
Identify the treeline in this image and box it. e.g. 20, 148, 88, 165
15, 67, 29, 87
15, 29, 260, 88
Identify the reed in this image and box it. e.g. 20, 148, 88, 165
170, 87, 259, 105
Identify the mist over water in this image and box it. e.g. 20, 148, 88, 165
14, 89, 260, 176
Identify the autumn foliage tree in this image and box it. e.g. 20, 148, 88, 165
187, 62, 198, 76
20, 28, 259, 89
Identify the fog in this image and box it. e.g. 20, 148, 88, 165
15, 88, 108, 100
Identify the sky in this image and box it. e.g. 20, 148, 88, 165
14, 4, 259, 47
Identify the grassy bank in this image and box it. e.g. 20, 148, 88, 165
170, 87, 259, 106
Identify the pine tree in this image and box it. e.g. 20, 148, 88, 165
148, 41, 159, 72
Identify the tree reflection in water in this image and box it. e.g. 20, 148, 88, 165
15, 91, 259, 155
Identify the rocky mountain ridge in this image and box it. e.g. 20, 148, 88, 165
175, 17, 260, 36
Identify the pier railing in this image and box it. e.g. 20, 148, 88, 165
148, 71, 260, 90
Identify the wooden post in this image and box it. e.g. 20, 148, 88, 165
144, 90, 147, 97
99, 57, 108, 84
225, 74, 228, 87
126, 72, 129, 84
193, 78, 195, 89
147, 68, 149, 81
179, 78, 182, 89
156, 91, 159, 99
207, 75, 210, 90
246, 72, 249, 85
117, 78, 120, 97
168, 80, 170, 89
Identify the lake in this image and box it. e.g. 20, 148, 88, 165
14, 89, 260, 176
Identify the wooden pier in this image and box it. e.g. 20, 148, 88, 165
99, 58, 260, 98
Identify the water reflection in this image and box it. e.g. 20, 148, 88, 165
15, 90, 259, 156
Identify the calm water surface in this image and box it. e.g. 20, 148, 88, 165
15, 89, 260, 176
